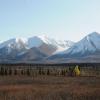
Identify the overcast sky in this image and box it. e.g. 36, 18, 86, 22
0, 0, 100, 42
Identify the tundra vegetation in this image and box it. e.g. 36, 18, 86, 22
0, 64, 99, 100
0, 65, 94, 77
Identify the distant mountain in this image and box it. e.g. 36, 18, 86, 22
27, 35, 74, 55
0, 38, 28, 60
0, 35, 74, 62
49, 32, 100, 62
1, 32, 100, 63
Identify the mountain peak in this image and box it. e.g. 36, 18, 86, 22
84, 32, 100, 42
88, 32, 100, 37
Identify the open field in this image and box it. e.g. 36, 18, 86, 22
0, 76, 99, 100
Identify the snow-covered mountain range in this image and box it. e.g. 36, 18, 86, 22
0, 32, 100, 63
49, 32, 100, 63
0, 35, 74, 63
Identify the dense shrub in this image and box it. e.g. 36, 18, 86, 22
73, 65, 80, 76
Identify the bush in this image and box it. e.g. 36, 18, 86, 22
73, 65, 80, 76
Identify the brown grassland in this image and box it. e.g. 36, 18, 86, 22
0, 75, 99, 100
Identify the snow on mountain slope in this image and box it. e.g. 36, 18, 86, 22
28, 35, 73, 49
27, 36, 44, 48
27, 35, 59, 48
55, 32, 100, 57
0, 35, 74, 57
1, 32, 100, 63
0, 38, 28, 54
0, 38, 28, 49
25, 35, 74, 56
53, 40, 74, 54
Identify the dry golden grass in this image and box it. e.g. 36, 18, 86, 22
0, 76, 99, 100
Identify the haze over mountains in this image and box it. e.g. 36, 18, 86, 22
0, 32, 100, 63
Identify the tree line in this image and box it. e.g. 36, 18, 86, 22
0, 66, 81, 76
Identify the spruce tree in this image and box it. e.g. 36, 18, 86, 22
8, 68, 12, 75
21, 69, 24, 75
4, 69, 7, 75
27, 69, 30, 76
47, 69, 50, 75
38, 68, 42, 75
14, 69, 17, 75
0, 67, 4, 75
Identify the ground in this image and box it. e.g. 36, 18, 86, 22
0, 76, 99, 100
